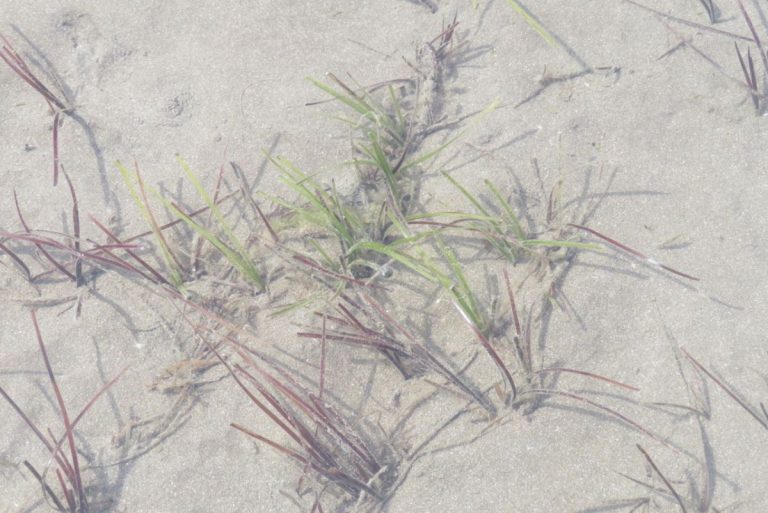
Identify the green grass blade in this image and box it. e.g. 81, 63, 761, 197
308, 239, 337, 270
116, 161, 184, 287
309, 76, 372, 118
402, 99, 499, 171
268, 153, 359, 246
522, 239, 601, 250
484, 179, 526, 241
160, 197, 264, 289
505, 0, 558, 48
387, 85, 408, 143
437, 238, 486, 332
347, 240, 446, 285
174, 156, 263, 289
442, 172, 492, 218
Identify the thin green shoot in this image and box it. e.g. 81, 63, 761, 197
120, 157, 263, 291
160, 198, 263, 290
308, 239, 337, 271
437, 238, 488, 335
400, 99, 500, 172
346, 239, 445, 286
437, 172, 600, 263
269, 154, 361, 249
310, 75, 374, 119
442, 171, 525, 262
485, 179, 526, 240
269, 153, 389, 281
116, 160, 185, 288
311, 74, 406, 145
175, 156, 261, 288
504, 0, 558, 48
387, 84, 408, 144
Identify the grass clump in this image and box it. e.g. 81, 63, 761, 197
161, 156, 265, 292
0, 311, 125, 513
411, 171, 600, 266
117, 157, 266, 295
2, 16, 713, 513
117, 160, 187, 289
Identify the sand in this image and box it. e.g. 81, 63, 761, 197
1, 1, 767, 512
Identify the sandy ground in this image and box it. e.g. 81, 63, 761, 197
1, 1, 767, 512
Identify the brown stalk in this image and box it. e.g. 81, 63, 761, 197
237, 354, 380, 474
0, 229, 150, 280
89, 215, 169, 285
0, 35, 66, 110
0, 239, 32, 280
536, 368, 639, 392
503, 269, 532, 376
567, 223, 699, 281
230, 161, 279, 243
1, 311, 125, 512
636, 444, 688, 513
1, 35, 69, 185
452, 299, 517, 402
523, 389, 682, 455
682, 348, 768, 429
14, 189, 76, 281
735, 44, 759, 109
307, 295, 497, 415
23, 461, 67, 511
207, 339, 383, 498
737, 0, 768, 74
30, 310, 85, 507
60, 168, 83, 286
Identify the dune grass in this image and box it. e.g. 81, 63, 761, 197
0, 16, 723, 513
0, 311, 125, 513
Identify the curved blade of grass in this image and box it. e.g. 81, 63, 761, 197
636, 445, 689, 513
347, 240, 446, 286
402, 99, 500, 171
567, 223, 699, 281
309, 75, 373, 118
116, 161, 184, 288
177, 156, 255, 265
443, 171, 492, 217
89, 215, 169, 285
484, 179, 526, 240
0, 240, 31, 279
268, 153, 359, 248
160, 197, 263, 290
177, 157, 263, 284
504, 0, 557, 48
521, 239, 599, 250
438, 238, 485, 333
30, 310, 85, 507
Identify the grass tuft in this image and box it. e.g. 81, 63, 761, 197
0, 311, 126, 513
116, 160, 187, 288
209, 339, 392, 502
1, 34, 70, 185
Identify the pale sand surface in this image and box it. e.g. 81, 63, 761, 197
1, 1, 767, 512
